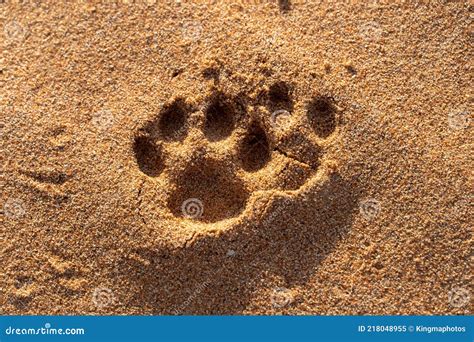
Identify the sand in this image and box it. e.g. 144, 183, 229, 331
1, 1, 472, 315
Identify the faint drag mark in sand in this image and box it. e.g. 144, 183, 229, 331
14, 168, 72, 203
3, 20, 27, 44
8, 274, 37, 310
447, 110, 470, 131
3, 197, 26, 219
19, 168, 71, 186
136, 179, 147, 225
448, 287, 470, 309
359, 198, 381, 221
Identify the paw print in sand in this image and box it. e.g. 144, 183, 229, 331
133, 81, 339, 227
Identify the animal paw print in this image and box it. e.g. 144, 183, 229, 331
133, 82, 340, 225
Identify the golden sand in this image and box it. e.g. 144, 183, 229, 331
1, 1, 472, 315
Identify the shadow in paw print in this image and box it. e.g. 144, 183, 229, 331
158, 99, 189, 141
167, 159, 249, 223
133, 98, 194, 177
143, 98, 191, 141
133, 136, 163, 177
307, 95, 337, 138
239, 121, 271, 172
116, 171, 361, 314
266, 81, 294, 113
279, 0, 291, 12
204, 93, 237, 142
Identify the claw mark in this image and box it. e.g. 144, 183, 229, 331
15, 168, 71, 201
19, 169, 71, 185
